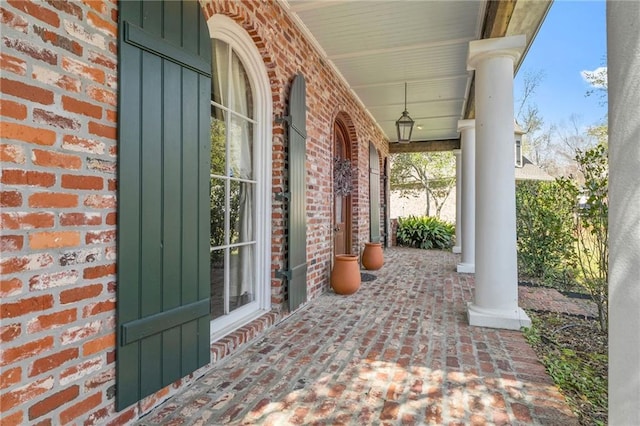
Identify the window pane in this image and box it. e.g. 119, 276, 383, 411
211, 39, 229, 107
228, 116, 253, 179
230, 50, 253, 119
209, 37, 260, 322
229, 244, 255, 312
210, 177, 226, 248
230, 180, 254, 245
210, 112, 226, 176
210, 248, 225, 320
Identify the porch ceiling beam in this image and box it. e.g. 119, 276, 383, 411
389, 139, 460, 154
465, 0, 517, 120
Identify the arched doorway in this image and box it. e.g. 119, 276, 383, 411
333, 119, 352, 255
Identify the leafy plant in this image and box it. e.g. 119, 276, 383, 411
557, 143, 609, 331
515, 180, 577, 288
523, 313, 608, 425
396, 216, 454, 250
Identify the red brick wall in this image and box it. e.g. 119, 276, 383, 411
200, 1, 389, 302
1, 0, 388, 423
1, 1, 120, 424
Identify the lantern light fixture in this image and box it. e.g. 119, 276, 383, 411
395, 82, 415, 143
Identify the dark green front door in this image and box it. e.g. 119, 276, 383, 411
117, 0, 212, 410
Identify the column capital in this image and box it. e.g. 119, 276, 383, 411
467, 35, 526, 71
457, 119, 475, 131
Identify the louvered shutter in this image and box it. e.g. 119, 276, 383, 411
116, 0, 211, 410
369, 142, 381, 243
283, 74, 308, 311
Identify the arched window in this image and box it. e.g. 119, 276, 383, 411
207, 16, 272, 339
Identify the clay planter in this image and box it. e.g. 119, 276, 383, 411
361, 242, 384, 270
330, 255, 361, 295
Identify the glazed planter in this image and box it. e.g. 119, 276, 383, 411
330, 255, 361, 295
361, 242, 384, 270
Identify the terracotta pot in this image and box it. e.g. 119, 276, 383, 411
362, 242, 383, 270
330, 255, 361, 295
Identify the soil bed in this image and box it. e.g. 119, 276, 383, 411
524, 310, 608, 425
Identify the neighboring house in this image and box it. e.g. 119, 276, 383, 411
2, 1, 638, 424
514, 122, 554, 182
515, 155, 554, 181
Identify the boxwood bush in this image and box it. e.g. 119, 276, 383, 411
396, 216, 455, 250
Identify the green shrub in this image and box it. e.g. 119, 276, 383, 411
396, 216, 454, 250
515, 180, 576, 288
557, 143, 609, 331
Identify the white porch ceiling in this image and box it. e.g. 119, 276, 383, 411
284, 0, 486, 143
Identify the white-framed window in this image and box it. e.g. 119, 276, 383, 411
515, 137, 523, 167
207, 15, 272, 341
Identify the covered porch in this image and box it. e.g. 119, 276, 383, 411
136, 248, 581, 425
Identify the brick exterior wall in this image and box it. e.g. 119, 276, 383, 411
0, 0, 388, 423
1, 0, 120, 424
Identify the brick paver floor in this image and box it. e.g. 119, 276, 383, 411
137, 247, 578, 425
519, 285, 597, 319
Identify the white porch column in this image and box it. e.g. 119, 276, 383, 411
456, 121, 475, 273
608, 2, 640, 423
466, 35, 530, 330
452, 149, 462, 254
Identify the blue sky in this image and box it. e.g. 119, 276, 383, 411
514, 0, 607, 128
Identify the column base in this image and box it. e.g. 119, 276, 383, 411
467, 303, 531, 330
452, 246, 461, 254
457, 263, 475, 273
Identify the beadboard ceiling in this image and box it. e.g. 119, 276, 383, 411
280, 0, 552, 150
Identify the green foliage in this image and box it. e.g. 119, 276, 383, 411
544, 350, 608, 426
557, 143, 609, 331
210, 117, 240, 264
522, 320, 541, 345
396, 216, 454, 250
515, 180, 577, 288
517, 143, 609, 331
523, 314, 608, 426
587, 124, 608, 147
390, 152, 455, 218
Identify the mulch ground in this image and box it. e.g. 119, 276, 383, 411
519, 283, 607, 425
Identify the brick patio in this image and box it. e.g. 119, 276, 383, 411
136, 247, 579, 425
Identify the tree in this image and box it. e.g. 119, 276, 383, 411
390, 152, 455, 218
551, 61, 608, 175
582, 65, 608, 106
515, 70, 557, 172
583, 66, 608, 149
550, 114, 599, 177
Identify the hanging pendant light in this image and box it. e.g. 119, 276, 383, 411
395, 82, 414, 143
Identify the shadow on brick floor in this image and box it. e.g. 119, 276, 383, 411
137, 247, 579, 425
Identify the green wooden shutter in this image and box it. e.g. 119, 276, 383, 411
369, 142, 381, 243
278, 74, 307, 312
382, 158, 389, 247
116, 0, 211, 410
